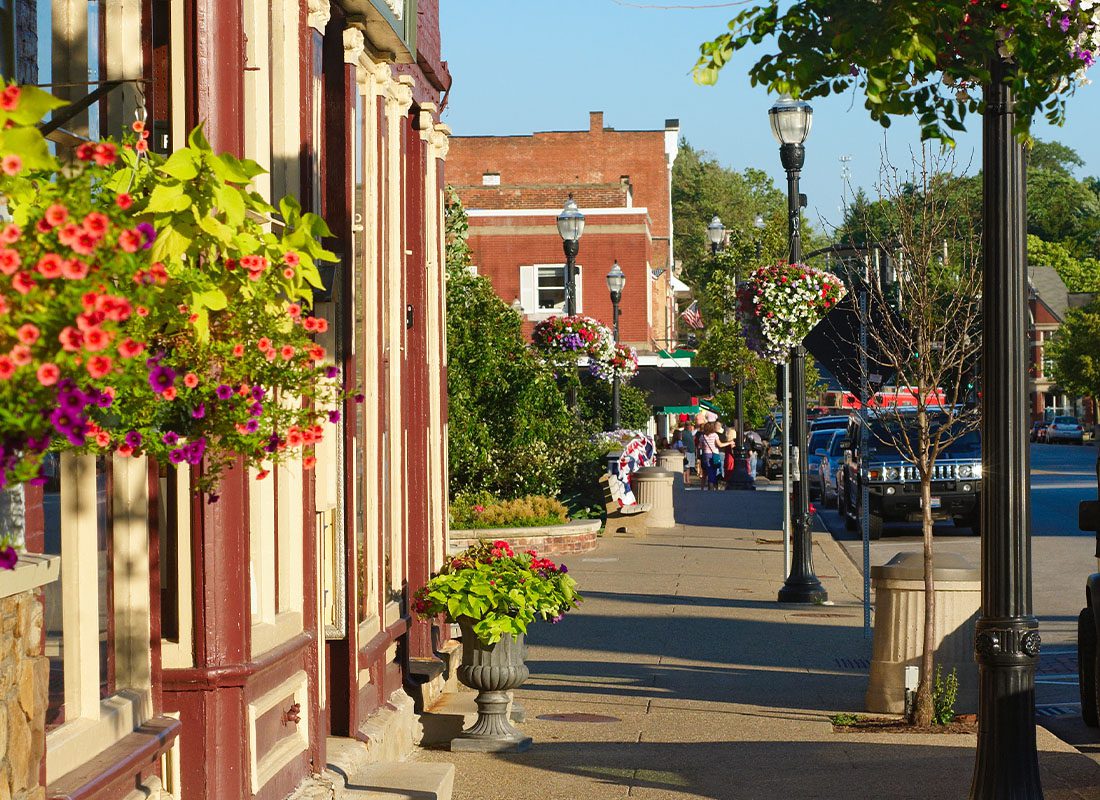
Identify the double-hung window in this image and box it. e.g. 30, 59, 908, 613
518, 264, 583, 317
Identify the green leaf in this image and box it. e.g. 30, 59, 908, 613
145, 182, 192, 214
159, 149, 200, 181
0, 126, 54, 171
188, 124, 212, 152
214, 183, 246, 227
191, 288, 228, 311
197, 214, 234, 244
8, 85, 67, 126
150, 225, 193, 262
205, 151, 254, 184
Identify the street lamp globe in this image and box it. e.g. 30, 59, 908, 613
606, 261, 626, 301
754, 213, 766, 231
556, 196, 585, 243
768, 96, 813, 146
706, 215, 725, 248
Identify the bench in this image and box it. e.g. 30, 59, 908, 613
599, 473, 651, 537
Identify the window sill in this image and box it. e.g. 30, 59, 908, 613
46, 689, 152, 785
0, 553, 60, 599
252, 610, 304, 659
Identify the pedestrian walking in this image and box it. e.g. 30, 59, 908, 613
720, 426, 738, 489
699, 422, 723, 490
680, 421, 697, 486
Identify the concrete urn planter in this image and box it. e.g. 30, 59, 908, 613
450, 617, 532, 753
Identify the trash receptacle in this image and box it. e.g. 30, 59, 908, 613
865, 551, 980, 714
632, 466, 675, 528
607, 451, 622, 477
657, 449, 685, 476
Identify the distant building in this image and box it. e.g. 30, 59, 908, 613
1029, 265, 1095, 422
447, 113, 707, 423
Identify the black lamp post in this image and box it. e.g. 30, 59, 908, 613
557, 195, 585, 317
771, 96, 827, 604
968, 56, 1042, 799
606, 261, 626, 430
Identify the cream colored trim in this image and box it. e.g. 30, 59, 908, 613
251, 610, 303, 658
271, 0, 302, 201
250, 466, 277, 645
277, 460, 305, 616
46, 690, 149, 784
247, 671, 309, 794
51, 0, 90, 137
243, 0, 273, 201
170, 0, 186, 151
385, 79, 404, 594
343, 27, 365, 65
471, 223, 649, 237
0, 554, 59, 599
160, 465, 194, 670
60, 452, 99, 721
357, 615, 380, 643
307, 0, 330, 32
159, 711, 182, 798
111, 454, 151, 691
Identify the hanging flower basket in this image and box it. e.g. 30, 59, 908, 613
589, 343, 638, 383
531, 315, 614, 363
736, 262, 847, 364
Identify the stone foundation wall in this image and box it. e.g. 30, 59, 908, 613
0, 589, 46, 800
449, 520, 601, 557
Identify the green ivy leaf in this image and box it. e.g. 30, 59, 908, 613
191, 288, 228, 311
159, 149, 200, 181
145, 182, 192, 214
0, 126, 54, 171
214, 183, 246, 227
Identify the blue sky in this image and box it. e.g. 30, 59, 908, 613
439, 0, 1099, 234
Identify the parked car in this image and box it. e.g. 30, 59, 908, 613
1047, 416, 1085, 445
838, 412, 982, 539
806, 429, 840, 499
814, 430, 848, 508
1030, 421, 1048, 443
810, 415, 850, 434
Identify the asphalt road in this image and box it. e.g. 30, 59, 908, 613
815, 441, 1099, 735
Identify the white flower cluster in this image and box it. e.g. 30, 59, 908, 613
740, 264, 847, 365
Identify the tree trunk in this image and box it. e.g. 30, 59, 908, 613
911, 474, 936, 726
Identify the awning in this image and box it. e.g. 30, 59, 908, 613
631, 366, 712, 409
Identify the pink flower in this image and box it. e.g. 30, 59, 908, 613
36, 363, 59, 386
1, 154, 22, 175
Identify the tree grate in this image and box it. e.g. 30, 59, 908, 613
835, 657, 870, 670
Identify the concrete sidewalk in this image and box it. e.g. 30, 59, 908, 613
418, 487, 1100, 799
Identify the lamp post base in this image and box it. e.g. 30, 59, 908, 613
727, 447, 756, 491
777, 576, 828, 604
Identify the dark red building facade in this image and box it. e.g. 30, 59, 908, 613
4, 1, 454, 798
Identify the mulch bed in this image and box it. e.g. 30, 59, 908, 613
832, 714, 977, 735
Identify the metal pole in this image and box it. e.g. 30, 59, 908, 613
782, 362, 792, 579
563, 239, 579, 409
860, 283, 871, 641
778, 143, 827, 603
612, 297, 621, 430
969, 56, 1042, 799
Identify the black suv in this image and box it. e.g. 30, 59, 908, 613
838, 413, 982, 539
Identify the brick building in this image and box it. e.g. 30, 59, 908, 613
448, 112, 688, 356
0, 1, 457, 799
1029, 265, 1096, 423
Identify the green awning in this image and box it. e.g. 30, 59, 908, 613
659, 404, 700, 415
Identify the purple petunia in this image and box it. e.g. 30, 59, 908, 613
242, 418, 260, 434
136, 222, 157, 250
191, 403, 206, 420
215, 384, 234, 400
249, 402, 264, 417
183, 438, 206, 465
148, 365, 176, 393
251, 386, 265, 401
328, 410, 341, 424
124, 431, 142, 448
162, 431, 179, 446
0, 545, 17, 570
324, 366, 340, 379
167, 449, 186, 465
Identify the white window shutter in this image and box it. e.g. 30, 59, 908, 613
519, 265, 536, 312
574, 264, 584, 314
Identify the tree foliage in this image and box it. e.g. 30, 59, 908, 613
1048, 301, 1100, 402
694, 1, 1100, 142
445, 193, 602, 501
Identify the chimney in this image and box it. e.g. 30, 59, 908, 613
590, 111, 604, 133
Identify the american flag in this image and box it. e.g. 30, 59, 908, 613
679, 300, 704, 329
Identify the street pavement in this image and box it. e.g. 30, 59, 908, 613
815, 441, 1100, 754
418, 483, 1100, 799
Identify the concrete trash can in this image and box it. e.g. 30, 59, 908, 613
656, 449, 685, 475
865, 551, 980, 714
632, 466, 675, 528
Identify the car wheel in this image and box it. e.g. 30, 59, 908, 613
868, 513, 884, 540
843, 495, 857, 531
1077, 440, 1084, 446
1081, 607, 1099, 727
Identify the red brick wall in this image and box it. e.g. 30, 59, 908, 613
467, 212, 659, 347
456, 183, 629, 211
448, 112, 673, 268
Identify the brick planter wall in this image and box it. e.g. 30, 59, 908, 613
449, 519, 601, 557
0, 587, 47, 800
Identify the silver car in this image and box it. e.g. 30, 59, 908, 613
814, 430, 848, 508
1047, 415, 1085, 445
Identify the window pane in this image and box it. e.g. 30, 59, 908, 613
42, 455, 63, 730
538, 288, 565, 310
537, 266, 563, 288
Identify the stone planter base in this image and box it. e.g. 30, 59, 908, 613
450, 619, 532, 753
448, 519, 600, 557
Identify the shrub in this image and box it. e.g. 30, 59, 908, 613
451, 491, 569, 530
932, 666, 959, 726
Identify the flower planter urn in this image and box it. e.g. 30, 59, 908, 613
450, 617, 532, 752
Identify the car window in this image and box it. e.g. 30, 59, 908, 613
808, 431, 832, 453
1054, 416, 1077, 425
829, 433, 846, 456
